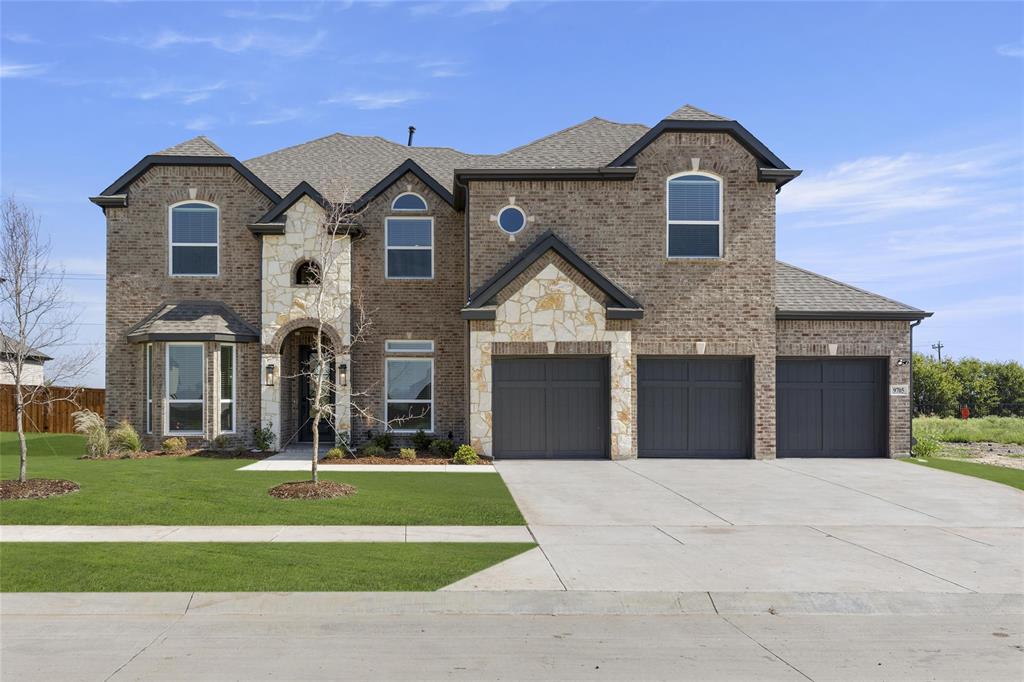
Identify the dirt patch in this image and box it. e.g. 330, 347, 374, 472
268, 480, 357, 500
937, 442, 1024, 469
0, 478, 80, 500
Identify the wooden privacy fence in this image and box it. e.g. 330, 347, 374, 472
0, 386, 105, 434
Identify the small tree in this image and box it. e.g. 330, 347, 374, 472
0, 197, 97, 482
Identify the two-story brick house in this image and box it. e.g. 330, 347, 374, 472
91, 104, 930, 459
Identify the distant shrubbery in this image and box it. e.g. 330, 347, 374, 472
913, 353, 1024, 418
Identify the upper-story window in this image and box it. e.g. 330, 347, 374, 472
170, 201, 219, 275
391, 192, 428, 211
294, 260, 321, 286
666, 173, 722, 258
385, 217, 433, 279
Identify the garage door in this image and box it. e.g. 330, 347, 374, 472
493, 357, 609, 459
776, 358, 887, 458
638, 358, 752, 458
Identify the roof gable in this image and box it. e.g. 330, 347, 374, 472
463, 230, 643, 320
347, 159, 455, 213
93, 155, 281, 206
156, 136, 230, 157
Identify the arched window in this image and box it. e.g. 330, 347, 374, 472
391, 192, 428, 211
169, 201, 219, 275
294, 260, 321, 286
666, 173, 722, 258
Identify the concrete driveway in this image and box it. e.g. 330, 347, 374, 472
446, 459, 1024, 593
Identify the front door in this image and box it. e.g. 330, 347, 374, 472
298, 345, 334, 443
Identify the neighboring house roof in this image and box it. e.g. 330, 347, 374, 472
156, 136, 231, 157
462, 230, 644, 320
126, 301, 260, 343
0, 333, 51, 362
775, 262, 931, 320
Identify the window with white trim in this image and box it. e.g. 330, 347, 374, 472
220, 344, 235, 433
145, 343, 153, 434
166, 343, 204, 434
391, 192, 428, 211
385, 342, 433, 432
666, 173, 722, 258
170, 201, 219, 275
385, 217, 433, 279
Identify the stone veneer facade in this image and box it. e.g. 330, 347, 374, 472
259, 195, 352, 449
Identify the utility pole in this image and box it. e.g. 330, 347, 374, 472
931, 341, 944, 361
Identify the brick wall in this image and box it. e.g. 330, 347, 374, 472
104, 164, 271, 448
466, 132, 778, 456
350, 172, 467, 446
776, 319, 913, 456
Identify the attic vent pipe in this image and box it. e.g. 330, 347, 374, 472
407, 126, 416, 146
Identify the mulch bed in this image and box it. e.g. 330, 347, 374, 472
268, 480, 357, 500
81, 449, 273, 461
0, 478, 80, 500
320, 455, 490, 466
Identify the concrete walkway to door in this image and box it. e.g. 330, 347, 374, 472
444, 459, 1024, 593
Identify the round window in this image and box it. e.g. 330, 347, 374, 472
497, 206, 526, 234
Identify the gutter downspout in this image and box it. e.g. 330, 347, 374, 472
456, 175, 472, 447
909, 319, 923, 454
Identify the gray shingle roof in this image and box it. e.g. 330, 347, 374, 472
0, 333, 51, 362
484, 117, 649, 169
126, 301, 259, 342
664, 104, 730, 121
156, 136, 231, 157
776, 262, 928, 318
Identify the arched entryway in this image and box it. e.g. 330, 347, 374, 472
280, 328, 335, 445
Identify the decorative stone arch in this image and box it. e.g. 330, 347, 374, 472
266, 317, 345, 355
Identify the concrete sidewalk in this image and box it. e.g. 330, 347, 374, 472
0, 525, 532, 543
3, 592, 1021, 681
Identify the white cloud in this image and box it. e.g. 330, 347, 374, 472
121, 29, 326, 57
459, 1, 513, 14
184, 116, 216, 131
408, 3, 444, 16
249, 108, 306, 126
418, 59, 463, 78
933, 294, 1024, 322
4, 32, 40, 44
224, 4, 332, 22
778, 145, 1023, 227
132, 81, 226, 104
324, 90, 424, 110
996, 42, 1024, 58
0, 62, 49, 78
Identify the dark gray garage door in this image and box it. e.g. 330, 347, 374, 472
493, 357, 609, 459
638, 358, 752, 458
777, 358, 887, 458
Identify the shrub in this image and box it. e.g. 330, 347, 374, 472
325, 447, 345, 459
399, 447, 417, 461
212, 434, 231, 450
162, 436, 187, 454
72, 409, 108, 458
253, 422, 276, 451
412, 429, 432, 451
911, 437, 940, 458
452, 444, 479, 465
360, 444, 385, 457
428, 439, 454, 457
373, 432, 394, 451
108, 419, 142, 453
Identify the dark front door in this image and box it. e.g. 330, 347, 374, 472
776, 358, 887, 457
298, 346, 334, 443
493, 357, 609, 459
637, 357, 752, 458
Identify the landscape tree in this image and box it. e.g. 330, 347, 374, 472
912, 353, 961, 416
0, 197, 97, 486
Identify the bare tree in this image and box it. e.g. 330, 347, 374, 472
0, 197, 98, 482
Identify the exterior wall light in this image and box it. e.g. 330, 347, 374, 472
265, 364, 276, 386
338, 363, 348, 387
895, 358, 909, 366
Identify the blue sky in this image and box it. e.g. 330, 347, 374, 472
1, 0, 1022, 387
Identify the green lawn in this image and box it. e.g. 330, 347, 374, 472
913, 416, 1024, 445
0, 542, 534, 592
905, 457, 1024, 491
0, 433, 524, 525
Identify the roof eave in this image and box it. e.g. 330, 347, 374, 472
776, 310, 933, 321
347, 159, 455, 214
609, 119, 791, 172
126, 331, 260, 344
88, 194, 127, 208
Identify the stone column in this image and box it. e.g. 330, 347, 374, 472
609, 335, 634, 460
468, 334, 493, 457
260, 352, 281, 449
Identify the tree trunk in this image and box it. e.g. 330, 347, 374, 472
16, 384, 27, 482
311, 413, 320, 484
